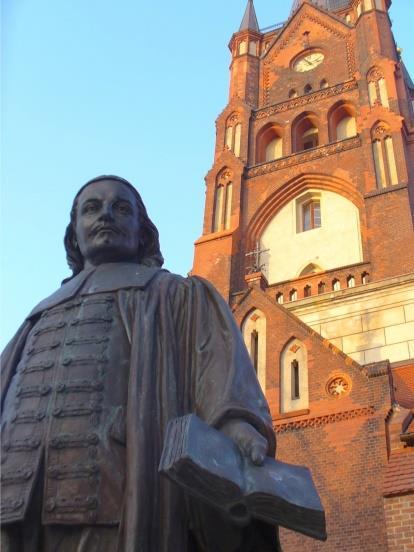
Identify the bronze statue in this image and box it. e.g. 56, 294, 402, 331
0, 176, 280, 551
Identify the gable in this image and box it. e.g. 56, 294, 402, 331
232, 284, 393, 419
260, 4, 355, 106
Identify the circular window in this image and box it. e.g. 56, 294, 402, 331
326, 375, 351, 398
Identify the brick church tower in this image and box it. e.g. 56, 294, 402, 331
192, 0, 414, 550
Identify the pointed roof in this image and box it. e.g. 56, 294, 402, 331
239, 0, 259, 32
291, 0, 352, 15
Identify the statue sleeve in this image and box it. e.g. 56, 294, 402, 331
183, 276, 276, 456
1, 320, 33, 412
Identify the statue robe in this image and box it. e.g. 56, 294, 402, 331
1, 263, 279, 552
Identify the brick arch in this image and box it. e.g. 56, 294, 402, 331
246, 173, 365, 250
327, 100, 357, 142
255, 121, 285, 164
291, 111, 321, 153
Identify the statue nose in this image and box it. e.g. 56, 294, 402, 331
100, 206, 115, 221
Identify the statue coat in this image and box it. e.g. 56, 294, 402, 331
1, 263, 279, 551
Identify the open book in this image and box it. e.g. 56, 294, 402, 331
159, 414, 326, 541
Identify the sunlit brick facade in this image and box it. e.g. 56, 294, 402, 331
192, 0, 414, 549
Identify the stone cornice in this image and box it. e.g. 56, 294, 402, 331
253, 79, 358, 120
246, 135, 361, 178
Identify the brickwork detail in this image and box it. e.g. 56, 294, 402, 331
254, 80, 357, 120
274, 406, 374, 433
246, 135, 361, 178
384, 495, 414, 551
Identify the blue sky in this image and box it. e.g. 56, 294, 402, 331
1, 0, 413, 348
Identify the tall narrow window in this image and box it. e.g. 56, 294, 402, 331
239, 41, 247, 55
372, 140, 387, 188
234, 124, 242, 157
347, 275, 356, 288
367, 68, 389, 108
320, 79, 329, 89
251, 330, 259, 373
378, 78, 389, 108
302, 200, 321, 231
368, 81, 377, 106
213, 186, 224, 232
318, 281, 326, 294
361, 271, 369, 284
372, 124, 399, 188
224, 182, 233, 230
304, 285, 312, 297
332, 278, 341, 291
291, 360, 300, 400
242, 309, 266, 391
384, 137, 398, 185
289, 289, 297, 302
225, 126, 233, 150
281, 339, 308, 413
225, 115, 242, 157
213, 170, 233, 232
304, 84, 313, 95
249, 41, 258, 56
276, 292, 284, 304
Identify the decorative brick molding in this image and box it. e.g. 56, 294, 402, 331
326, 375, 352, 398
246, 135, 361, 178
254, 80, 358, 120
363, 361, 390, 378
274, 406, 374, 432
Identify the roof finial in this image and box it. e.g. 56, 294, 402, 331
239, 0, 259, 32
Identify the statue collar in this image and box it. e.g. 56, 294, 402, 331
28, 263, 164, 319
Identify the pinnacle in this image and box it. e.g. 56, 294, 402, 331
239, 0, 259, 32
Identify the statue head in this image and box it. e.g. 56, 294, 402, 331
64, 175, 164, 276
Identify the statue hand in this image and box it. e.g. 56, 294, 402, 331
220, 419, 268, 466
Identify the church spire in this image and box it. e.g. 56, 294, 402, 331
239, 0, 259, 32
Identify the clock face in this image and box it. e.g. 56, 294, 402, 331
293, 52, 325, 72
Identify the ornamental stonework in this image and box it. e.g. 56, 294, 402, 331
255, 80, 357, 120
246, 135, 361, 178
326, 375, 351, 398
274, 406, 373, 433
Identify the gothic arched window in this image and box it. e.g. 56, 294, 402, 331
371, 123, 399, 188
328, 102, 357, 142
213, 169, 233, 232
225, 113, 242, 157
367, 67, 389, 108
242, 309, 267, 391
280, 339, 309, 414
256, 123, 284, 164
292, 112, 320, 153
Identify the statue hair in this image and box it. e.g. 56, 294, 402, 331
64, 175, 164, 277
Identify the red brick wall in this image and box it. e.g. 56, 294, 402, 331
384, 494, 414, 551
231, 288, 392, 551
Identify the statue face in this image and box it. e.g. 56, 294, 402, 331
75, 179, 141, 267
